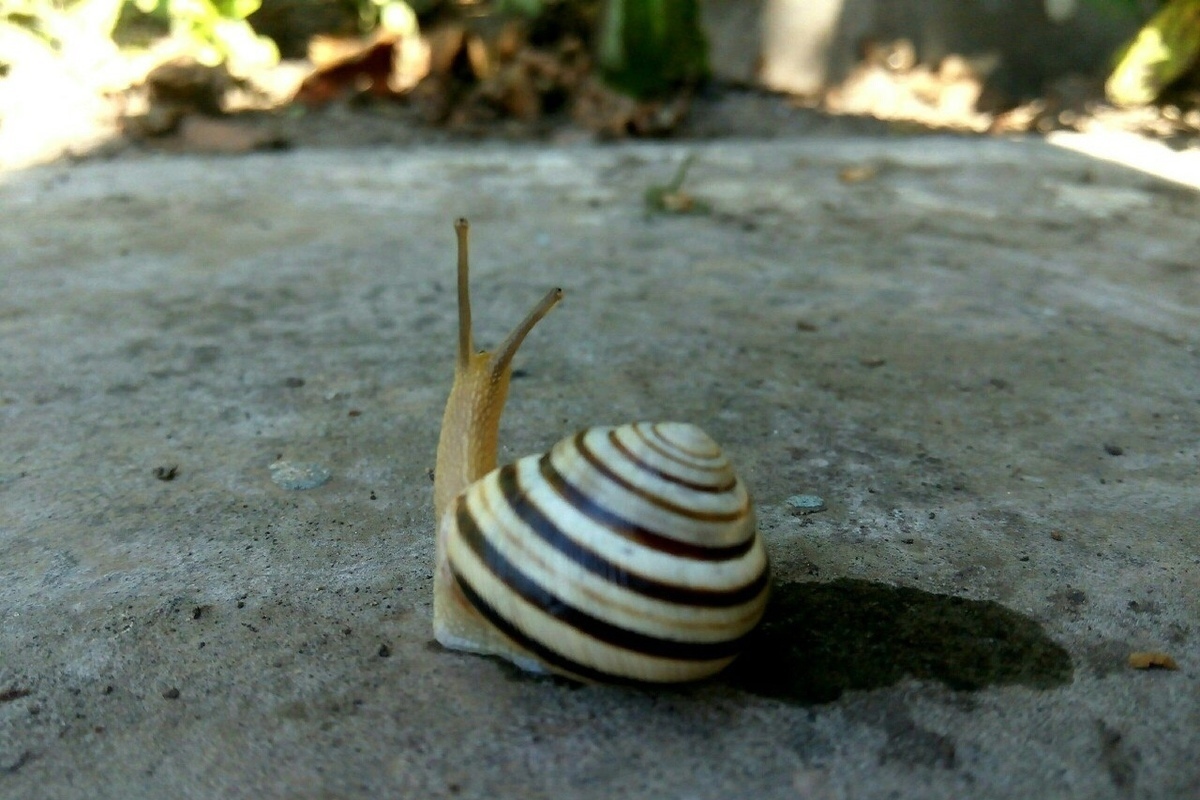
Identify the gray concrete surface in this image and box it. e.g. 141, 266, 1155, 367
1, 137, 1198, 799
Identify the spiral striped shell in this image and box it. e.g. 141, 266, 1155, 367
436, 421, 770, 683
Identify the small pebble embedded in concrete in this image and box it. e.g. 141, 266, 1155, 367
153, 464, 178, 481
269, 461, 331, 490
787, 494, 827, 514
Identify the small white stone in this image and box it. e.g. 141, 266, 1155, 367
269, 460, 331, 490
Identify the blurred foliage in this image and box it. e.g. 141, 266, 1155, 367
128, 0, 279, 70
1067, 0, 1167, 16
1, 0, 426, 75
1105, 0, 1200, 105
358, 0, 417, 34
425, 0, 701, 100
1068, 0, 1200, 105
1, 0, 123, 78
1, 0, 61, 48
3, 0, 708, 104
1081, 0, 1151, 12
1, 0, 122, 50
495, 0, 542, 15
596, 0, 707, 98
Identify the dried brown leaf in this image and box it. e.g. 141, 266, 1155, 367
1128, 651, 1179, 670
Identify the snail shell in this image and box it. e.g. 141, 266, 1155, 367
436, 422, 769, 683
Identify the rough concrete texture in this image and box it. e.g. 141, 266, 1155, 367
1, 137, 1198, 799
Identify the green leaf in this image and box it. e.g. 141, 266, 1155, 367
1106, 0, 1200, 105
596, 0, 708, 99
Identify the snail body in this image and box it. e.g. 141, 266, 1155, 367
433, 219, 769, 683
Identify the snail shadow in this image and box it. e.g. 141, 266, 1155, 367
721, 578, 1074, 706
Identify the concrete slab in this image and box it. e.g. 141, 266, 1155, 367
1, 137, 1197, 799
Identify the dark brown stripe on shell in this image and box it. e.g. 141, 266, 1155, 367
573, 432, 749, 523
610, 429, 737, 493
453, 500, 753, 661
450, 565, 652, 685
538, 456, 756, 560
499, 463, 770, 607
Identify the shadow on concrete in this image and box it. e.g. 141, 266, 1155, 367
816, 0, 1134, 98
722, 578, 1074, 706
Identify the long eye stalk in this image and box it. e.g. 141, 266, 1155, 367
433, 218, 563, 522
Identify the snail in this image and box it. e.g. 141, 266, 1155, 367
432, 218, 770, 683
